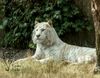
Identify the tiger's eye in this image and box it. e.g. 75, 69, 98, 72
36, 29, 38, 31
41, 29, 45, 31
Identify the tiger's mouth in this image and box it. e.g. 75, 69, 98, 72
36, 37, 40, 40
36, 37, 44, 41
36, 39, 41, 42
36, 36, 46, 40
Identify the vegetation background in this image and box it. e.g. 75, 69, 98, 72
0, 0, 95, 49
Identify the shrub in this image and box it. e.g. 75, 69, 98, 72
0, 0, 93, 48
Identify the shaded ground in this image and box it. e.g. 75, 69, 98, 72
0, 48, 35, 61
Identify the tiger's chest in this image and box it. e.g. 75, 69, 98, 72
42, 45, 64, 59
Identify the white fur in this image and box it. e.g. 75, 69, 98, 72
15, 21, 96, 64
31, 21, 96, 64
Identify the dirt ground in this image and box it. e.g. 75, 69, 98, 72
0, 48, 35, 61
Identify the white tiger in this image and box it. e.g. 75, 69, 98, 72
15, 20, 96, 64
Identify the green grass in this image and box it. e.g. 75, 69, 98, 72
0, 60, 100, 78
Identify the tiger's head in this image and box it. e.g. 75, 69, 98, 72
32, 20, 57, 46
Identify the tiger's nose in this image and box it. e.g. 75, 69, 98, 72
36, 34, 40, 37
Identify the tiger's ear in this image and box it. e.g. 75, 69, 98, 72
47, 20, 53, 27
34, 18, 40, 28
35, 18, 40, 25
35, 20, 39, 25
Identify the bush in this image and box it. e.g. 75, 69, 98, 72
0, 0, 93, 48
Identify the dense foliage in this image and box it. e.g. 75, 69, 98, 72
0, 0, 93, 48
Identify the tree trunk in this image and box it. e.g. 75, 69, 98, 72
91, 0, 100, 73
